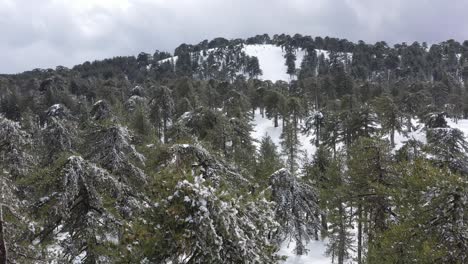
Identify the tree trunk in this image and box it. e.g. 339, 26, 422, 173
357, 203, 362, 264
390, 128, 395, 148
338, 203, 345, 264
321, 213, 328, 233
274, 114, 278, 128
0, 207, 7, 264
315, 123, 320, 147
163, 119, 167, 143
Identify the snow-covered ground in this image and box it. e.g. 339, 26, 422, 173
278, 240, 331, 264
447, 118, 468, 136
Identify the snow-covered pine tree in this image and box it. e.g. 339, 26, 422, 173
129, 143, 280, 263
90, 100, 112, 121
42, 104, 77, 163
425, 112, 468, 173
269, 169, 320, 255
157, 176, 280, 263
32, 156, 148, 262
86, 125, 147, 186
303, 109, 324, 147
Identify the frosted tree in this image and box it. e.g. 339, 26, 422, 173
168, 144, 249, 186
424, 112, 468, 173
303, 110, 324, 147
34, 156, 144, 263
90, 100, 112, 121
0, 115, 34, 177
0, 115, 38, 262
124, 94, 147, 112
42, 104, 77, 163
128, 143, 281, 263
270, 169, 320, 255
155, 176, 280, 263
0, 169, 37, 263
87, 125, 147, 186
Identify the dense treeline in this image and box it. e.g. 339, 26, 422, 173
0, 34, 467, 263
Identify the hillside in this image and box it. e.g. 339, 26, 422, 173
0, 33, 468, 264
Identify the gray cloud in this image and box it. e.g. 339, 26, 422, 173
1, 0, 467, 73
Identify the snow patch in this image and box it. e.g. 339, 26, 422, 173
279, 239, 331, 264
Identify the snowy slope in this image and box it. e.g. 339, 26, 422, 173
243, 45, 305, 82
243, 45, 339, 82
389, 118, 468, 151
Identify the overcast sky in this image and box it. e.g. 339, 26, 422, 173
1, 0, 467, 74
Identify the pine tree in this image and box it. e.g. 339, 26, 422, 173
321, 111, 343, 157
42, 104, 77, 163
246, 56, 262, 79
372, 96, 402, 147
255, 135, 283, 187
285, 48, 297, 79
31, 156, 140, 263
270, 169, 320, 255
303, 109, 324, 147
322, 156, 354, 264
347, 138, 394, 262
372, 160, 468, 263
281, 119, 301, 175
264, 90, 286, 128
149, 86, 175, 142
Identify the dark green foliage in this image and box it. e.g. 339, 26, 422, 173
255, 135, 283, 187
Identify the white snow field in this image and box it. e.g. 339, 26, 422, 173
243, 44, 305, 82
243, 44, 339, 82
447, 118, 468, 136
